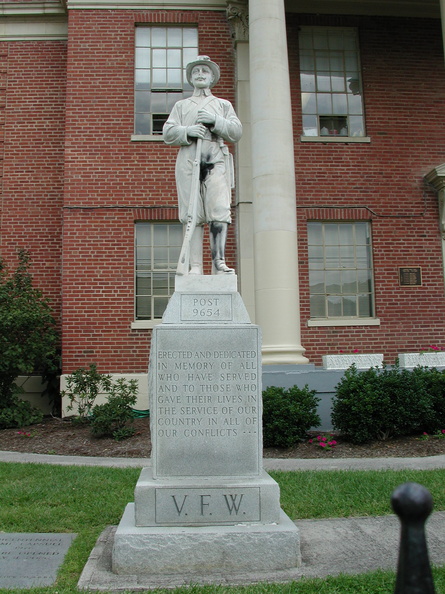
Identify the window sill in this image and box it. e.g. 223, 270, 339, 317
131, 135, 164, 142
131, 320, 161, 330
300, 136, 371, 144
308, 318, 381, 327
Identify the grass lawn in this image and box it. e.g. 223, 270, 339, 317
1, 463, 445, 593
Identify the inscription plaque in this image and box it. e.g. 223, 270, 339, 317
399, 267, 422, 286
151, 325, 262, 478
0, 533, 76, 588
180, 294, 233, 322
155, 487, 260, 524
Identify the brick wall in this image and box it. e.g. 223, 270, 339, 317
288, 15, 445, 365
62, 9, 236, 373
0, 41, 66, 319
3, 10, 444, 375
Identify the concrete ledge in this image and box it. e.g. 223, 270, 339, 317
112, 504, 300, 575
322, 353, 383, 370
78, 526, 303, 591
398, 352, 445, 369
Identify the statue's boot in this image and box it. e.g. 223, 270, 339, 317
209, 221, 235, 275
189, 225, 203, 275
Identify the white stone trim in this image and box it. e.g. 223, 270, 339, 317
322, 353, 383, 370
131, 134, 164, 142
131, 319, 160, 329
308, 318, 381, 327
398, 352, 445, 368
0, 3, 65, 16
0, 17, 67, 40
61, 372, 149, 416
300, 136, 371, 144
15, 375, 53, 414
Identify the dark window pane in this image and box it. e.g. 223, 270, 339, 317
167, 28, 182, 47
136, 296, 151, 319
135, 91, 150, 112
135, 113, 151, 135
327, 296, 342, 317
135, 69, 150, 90
136, 27, 150, 47
310, 294, 326, 317
151, 93, 167, 113
152, 28, 167, 47
154, 296, 169, 317
135, 48, 150, 69
343, 295, 357, 316
309, 270, 325, 294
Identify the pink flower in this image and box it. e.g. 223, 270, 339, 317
321, 436, 327, 441
316, 435, 322, 441
423, 432, 428, 436
319, 442, 327, 448
329, 440, 337, 446
308, 439, 313, 443
442, 430, 445, 434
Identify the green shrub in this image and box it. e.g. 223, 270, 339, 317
262, 385, 320, 448
331, 363, 440, 444
0, 387, 43, 429
0, 249, 59, 411
412, 366, 445, 432
62, 363, 112, 422
90, 378, 138, 440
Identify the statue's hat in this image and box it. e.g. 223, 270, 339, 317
186, 56, 220, 88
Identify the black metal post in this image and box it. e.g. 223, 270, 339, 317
391, 482, 436, 594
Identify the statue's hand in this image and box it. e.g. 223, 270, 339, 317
196, 109, 216, 126
187, 124, 207, 139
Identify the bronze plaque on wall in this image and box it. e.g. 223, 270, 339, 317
399, 267, 422, 286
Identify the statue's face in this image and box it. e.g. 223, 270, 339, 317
191, 65, 214, 89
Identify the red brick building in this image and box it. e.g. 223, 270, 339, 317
1, 0, 444, 408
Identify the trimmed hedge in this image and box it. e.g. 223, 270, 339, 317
331, 363, 445, 444
262, 385, 320, 448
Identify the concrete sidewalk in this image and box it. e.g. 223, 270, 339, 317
2, 449, 445, 471
78, 511, 445, 589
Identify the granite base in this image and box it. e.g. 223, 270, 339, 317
112, 504, 301, 575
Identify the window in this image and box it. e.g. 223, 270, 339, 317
135, 222, 182, 320
134, 26, 198, 135
299, 27, 365, 138
308, 222, 375, 319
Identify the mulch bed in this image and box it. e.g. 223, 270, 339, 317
1, 416, 445, 459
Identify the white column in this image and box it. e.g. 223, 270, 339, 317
234, 41, 256, 320
248, 0, 308, 364
425, 165, 445, 293
226, 1, 256, 321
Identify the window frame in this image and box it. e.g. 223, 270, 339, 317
133, 25, 198, 139
307, 221, 380, 327
298, 26, 370, 143
132, 221, 182, 329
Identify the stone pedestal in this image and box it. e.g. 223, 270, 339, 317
111, 275, 300, 578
